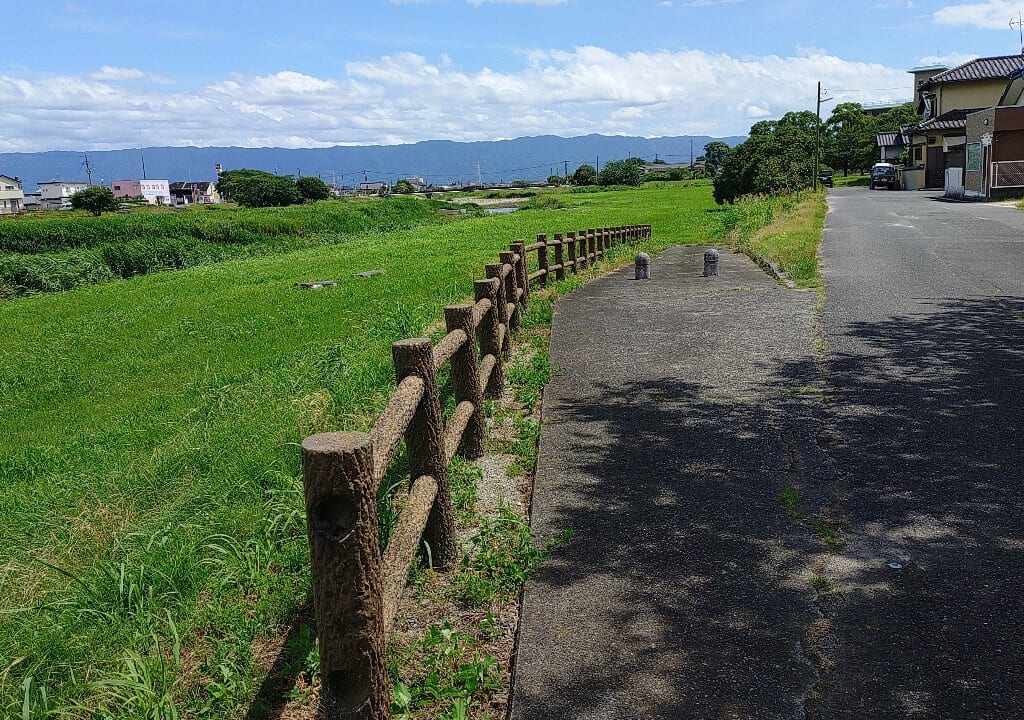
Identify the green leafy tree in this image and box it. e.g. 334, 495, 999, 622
70, 186, 119, 216
296, 176, 331, 202
393, 179, 415, 194
216, 169, 300, 208
598, 159, 644, 187
713, 111, 818, 204
823, 103, 876, 176
547, 175, 563, 186
703, 141, 730, 175
571, 164, 597, 186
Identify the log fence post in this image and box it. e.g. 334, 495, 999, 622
474, 278, 504, 398
553, 233, 565, 281
511, 240, 528, 313
537, 233, 548, 287
499, 250, 520, 334
566, 232, 577, 275
486, 263, 510, 358
444, 305, 485, 459
588, 229, 597, 263
302, 432, 389, 720
392, 339, 457, 570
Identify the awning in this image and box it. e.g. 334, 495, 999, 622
943, 136, 967, 151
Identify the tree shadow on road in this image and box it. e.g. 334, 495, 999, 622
513, 295, 1024, 719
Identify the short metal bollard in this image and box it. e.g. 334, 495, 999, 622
703, 249, 719, 277
635, 252, 651, 280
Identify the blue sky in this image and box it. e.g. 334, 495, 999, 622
3, 0, 1023, 152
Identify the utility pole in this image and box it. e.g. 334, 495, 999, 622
83, 153, 93, 185
563, 159, 569, 177
596, 155, 600, 174
814, 82, 833, 191
1012, 13, 1024, 54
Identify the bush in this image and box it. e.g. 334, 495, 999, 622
70, 186, 119, 216
598, 160, 643, 187
296, 176, 331, 202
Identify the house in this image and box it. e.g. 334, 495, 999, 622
876, 127, 913, 163
0, 175, 24, 215
961, 69, 1024, 198
359, 181, 389, 194
904, 56, 1024, 189
38, 180, 90, 210
169, 181, 220, 206
110, 179, 171, 205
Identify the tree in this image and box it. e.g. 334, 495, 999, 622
547, 175, 564, 186
571, 164, 597, 186
703, 141, 730, 175
598, 159, 644, 187
297, 176, 331, 202
393, 179, 415, 194
823, 103, 875, 176
713, 111, 818, 204
70, 186, 119, 216
216, 169, 300, 208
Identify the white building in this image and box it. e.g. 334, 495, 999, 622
0, 175, 24, 215
38, 180, 90, 210
111, 179, 171, 205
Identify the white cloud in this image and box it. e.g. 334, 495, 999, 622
916, 52, 979, 67
933, 0, 1022, 28
86, 66, 175, 84
0, 47, 910, 152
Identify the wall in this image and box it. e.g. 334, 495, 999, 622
939, 80, 1008, 115
965, 108, 995, 197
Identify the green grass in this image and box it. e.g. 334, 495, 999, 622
1, 184, 735, 716
0, 197, 464, 297
723, 191, 827, 288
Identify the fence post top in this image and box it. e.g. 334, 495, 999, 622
444, 303, 474, 313
302, 431, 372, 455
393, 337, 432, 350
474, 277, 499, 290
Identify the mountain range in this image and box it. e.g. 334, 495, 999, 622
0, 134, 744, 192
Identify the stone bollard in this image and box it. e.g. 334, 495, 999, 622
635, 252, 651, 280
703, 249, 719, 277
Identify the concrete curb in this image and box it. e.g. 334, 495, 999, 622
741, 247, 798, 289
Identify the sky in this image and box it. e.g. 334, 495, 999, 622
3, 0, 1024, 153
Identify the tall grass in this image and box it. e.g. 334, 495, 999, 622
0, 184, 762, 716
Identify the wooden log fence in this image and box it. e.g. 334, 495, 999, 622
301, 223, 652, 719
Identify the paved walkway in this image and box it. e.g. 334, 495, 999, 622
511, 246, 830, 719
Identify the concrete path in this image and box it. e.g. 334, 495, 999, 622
511, 246, 830, 719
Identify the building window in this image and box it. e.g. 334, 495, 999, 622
928, 136, 937, 145
915, 147, 923, 161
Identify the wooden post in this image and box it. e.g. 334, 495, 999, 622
577, 230, 588, 270
445, 305, 485, 459
474, 278, 504, 398
553, 233, 565, 281
486, 263, 509, 358
537, 233, 548, 287
499, 250, 520, 334
393, 339, 457, 570
566, 231, 577, 275
511, 240, 528, 313
302, 432, 389, 720
589, 229, 597, 263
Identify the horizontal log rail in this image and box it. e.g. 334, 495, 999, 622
301, 222, 651, 718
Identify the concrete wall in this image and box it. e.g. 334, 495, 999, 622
965, 108, 995, 197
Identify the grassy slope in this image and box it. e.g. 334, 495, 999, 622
726, 191, 827, 288
0, 184, 721, 715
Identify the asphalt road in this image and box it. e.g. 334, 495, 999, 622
815, 188, 1024, 718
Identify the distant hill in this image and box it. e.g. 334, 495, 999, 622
0, 133, 745, 192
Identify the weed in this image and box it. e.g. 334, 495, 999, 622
809, 574, 831, 592
449, 458, 482, 517
453, 508, 571, 608
779, 487, 805, 520
812, 517, 847, 553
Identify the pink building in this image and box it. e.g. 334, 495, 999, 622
110, 179, 170, 205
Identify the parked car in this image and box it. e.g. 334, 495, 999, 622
870, 163, 898, 190
818, 170, 834, 188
